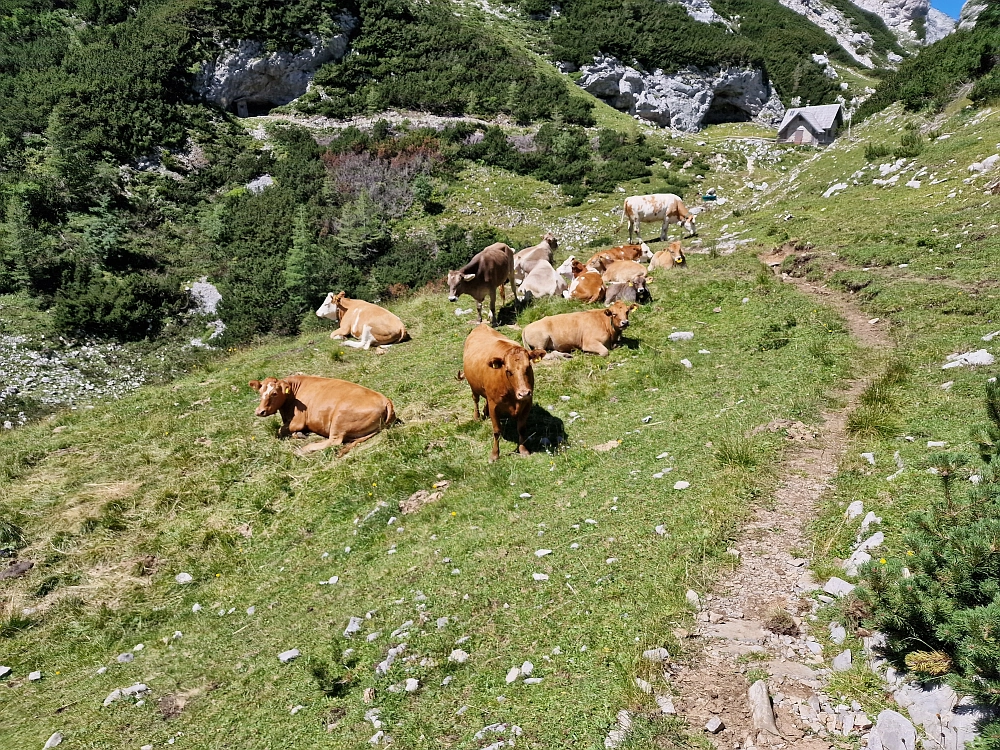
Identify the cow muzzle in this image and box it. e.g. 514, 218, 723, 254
516, 389, 533, 401
448, 295, 458, 302
619, 320, 629, 329
255, 408, 269, 417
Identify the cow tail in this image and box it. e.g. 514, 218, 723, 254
456, 370, 466, 382
384, 399, 397, 427
397, 325, 409, 343
615, 200, 627, 234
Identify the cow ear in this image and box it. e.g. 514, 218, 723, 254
488, 357, 504, 369
249, 380, 261, 392
604, 308, 614, 316
629, 304, 638, 312
463, 273, 476, 282
527, 349, 547, 362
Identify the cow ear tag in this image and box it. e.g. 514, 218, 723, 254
283, 387, 290, 394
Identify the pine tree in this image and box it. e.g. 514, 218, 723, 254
858, 380, 1000, 710
283, 206, 317, 308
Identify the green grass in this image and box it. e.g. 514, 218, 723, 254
0, 251, 854, 748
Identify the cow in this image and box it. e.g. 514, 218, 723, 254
513, 233, 558, 282
585, 243, 652, 269
518, 259, 567, 299
618, 194, 697, 243
522, 301, 637, 357
648, 241, 687, 271
448, 242, 519, 324
316, 292, 408, 349
604, 275, 650, 305
249, 375, 395, 456
601, 260, 649, 284
555, 255, 577, 283
563, 259, 605, 303
458, 324, 546, 462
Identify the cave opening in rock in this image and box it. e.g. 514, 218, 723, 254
701, 96, 752, 125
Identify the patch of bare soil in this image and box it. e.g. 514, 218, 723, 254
663, 268, 893, 748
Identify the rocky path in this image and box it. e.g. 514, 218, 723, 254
668, 269, 893, 748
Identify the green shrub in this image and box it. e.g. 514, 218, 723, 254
53, 266, 185, 341
895, 130, 924, 158
858, 382, 1000, 719
864, 143, 894, 162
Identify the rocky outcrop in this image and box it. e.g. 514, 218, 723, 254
958, 0, 987, 30
575, 55, 785, 131
673, 0, 724, 24
925, 7, 958, 42
195, 15, 357, 111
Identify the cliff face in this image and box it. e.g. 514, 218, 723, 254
195, 15, 356, 111
576, 56, 785, 131
958, 0, 988, 29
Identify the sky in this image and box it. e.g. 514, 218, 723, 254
931, 0, 964, 19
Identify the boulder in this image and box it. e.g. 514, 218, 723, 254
868, 709, 916, 750
959, 1, 987, 30
195, 15, 357, 111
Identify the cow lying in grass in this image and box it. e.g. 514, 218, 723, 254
250, 376, 395, 456
458, 324, 545, 462
522, 301, 637, 357
316, 292, 408, 349
563, 259, 605, 303
648, 241, 687, 270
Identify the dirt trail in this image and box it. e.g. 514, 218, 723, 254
667, 268, 892, 748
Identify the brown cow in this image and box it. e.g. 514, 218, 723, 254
648, 241, 686, 271
448, 242, 519, 324
602, 260, 648, 283
316, 292, 408, 348
584, 243, 651, 269
522, 301, 637, 357
564, 259, 605, 303
514, 233, 558, 282
458, 324, 546, 462
604, 275, 650, 305
250, 375, 395, 456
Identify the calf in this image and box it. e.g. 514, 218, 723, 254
458, 324, 546, 462
514, 233, 558, 282
618, 193, 697, 243
648, 241, 687, 271
522, 301, 637, 357
601, 260, 648, 283
564, 259, 605, 303
604, 275, 650, 305
519, 259, 567, 298
448, 242, 519, 324
250, 375, 395, 455
585, 243, 651, 268
316, 292, 408, 349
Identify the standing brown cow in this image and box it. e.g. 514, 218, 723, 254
250, 375, 395, 456
458, 325, 546, 462
448, 242, 519, 324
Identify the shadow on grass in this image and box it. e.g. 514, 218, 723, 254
498, 405, 566, 455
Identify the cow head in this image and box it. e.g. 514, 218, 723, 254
587, 254, 610, 272
249, 377, 291, 417
447, 270, 476, 302
667, 241, 686, 267
683, 210, 698, 237
605, 301, 638, 332
488, 347, 546, 402
316, 292, 346, 321
632, 274, 650, 301
639, 242, 653, 261
542, 232, 558, 251
570, 259, 588, 277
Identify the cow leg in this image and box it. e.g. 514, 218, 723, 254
330, 324, 351, 340
516, 412, 531, 457
488, 407, 503, 463
488, 288, 498, 326
359, 324, 375, 350
475, 299, 484, 324
509, 276, 520, 307
472, 393, 482, 421
337, 432, 379, 457
585, 341, 611, 357
297, 435, 343, 455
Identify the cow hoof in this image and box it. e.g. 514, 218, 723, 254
488, 454, 499, 463
518, 447, 531, 457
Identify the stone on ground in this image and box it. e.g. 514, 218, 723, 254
748, 680, 780, 735
832, 649, 853, 671
278, 649, 300, 663
868, 709, 917, 750
43, 732, 63, 748
705, 716, 725, 733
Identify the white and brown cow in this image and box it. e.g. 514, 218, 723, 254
618, 194, 697, 243
316, 292, 408, 349
518, 259, 567, 299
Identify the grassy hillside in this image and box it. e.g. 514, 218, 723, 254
0, 250, 856, 748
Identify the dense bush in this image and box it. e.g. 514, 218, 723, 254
858, 381, 1000, 717
858, 1, 1000, 119
306, 0, 593, 125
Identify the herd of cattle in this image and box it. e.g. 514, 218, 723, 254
250, 193, 698, 462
